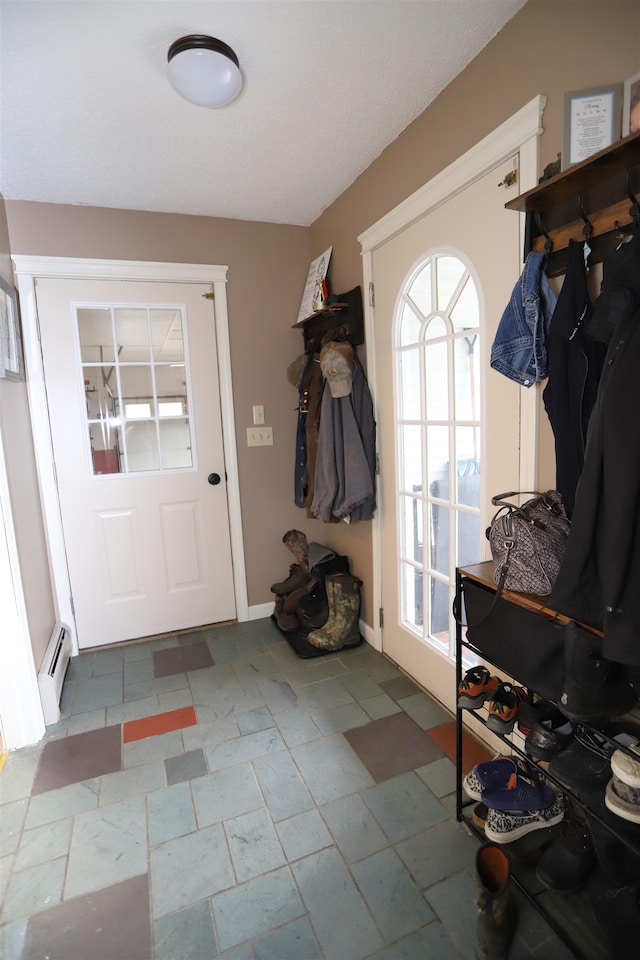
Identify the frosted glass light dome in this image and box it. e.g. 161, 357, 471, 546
167, 35, 243, 108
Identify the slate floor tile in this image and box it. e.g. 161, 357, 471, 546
150, 823, 234, 918
320, 793, 389, 862
344, 711, 444, 783
291, 734, 374, 805
361, 772, 449, 843
153, 899, 216, 960
32, 725, 122, 795
165, 748, 207, 785
211, 866, 304, 952
152, 640, 214, 678
275, 809, 333, 862
224, 807, 286, 882
65, 797, 147, 899
253, 916, 322, 960
351, 847, 434, 941
24, 873, 152, 960
292, 848, 383, 959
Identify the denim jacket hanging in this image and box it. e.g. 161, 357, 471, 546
490, 251, 557, 387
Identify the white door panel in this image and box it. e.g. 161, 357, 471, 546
36, 278, 236, 648
372, 159, 523, 712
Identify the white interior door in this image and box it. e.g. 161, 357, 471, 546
372, 158, 525, 712
35, 277, 236, 648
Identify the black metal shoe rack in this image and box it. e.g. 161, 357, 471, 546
455, 564, 640, 960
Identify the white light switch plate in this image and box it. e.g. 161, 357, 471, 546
252, 405, 265, 425
247, 426, 273, 446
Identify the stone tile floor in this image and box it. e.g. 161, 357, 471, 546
0, 618, 588, 958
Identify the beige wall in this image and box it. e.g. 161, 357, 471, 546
4, 0, 640, 642
0, 194, 55, 673
309, 0, 640, 621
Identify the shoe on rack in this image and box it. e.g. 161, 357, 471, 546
558, 620, 636, 723
463, 755, 540, 801
525, 717, 573, 762
548, 725, 614, 791
457, 665, 501, 709
486, 683, 529, 733
484, 795, 565, 844
535, 810, 595, 891
610, 744, 640, 788
482, 771, 556, 813
605, 775, 640, 824
270, 564, 310, 596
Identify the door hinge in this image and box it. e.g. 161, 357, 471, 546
52, 461, 58, 487
369, 282, 375, 307
70, 594, 75, 616
498, 169, 518, 188
203, 290, 215, 300
379, 607, 384, 628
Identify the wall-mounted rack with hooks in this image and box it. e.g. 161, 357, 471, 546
292, 285, 364, 353
506, 130, 640, 277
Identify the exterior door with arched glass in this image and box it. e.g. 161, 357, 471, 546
372, 158, 524, 712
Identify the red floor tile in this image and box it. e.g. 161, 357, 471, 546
425, 720, 492, 774
123, 706, 197, 744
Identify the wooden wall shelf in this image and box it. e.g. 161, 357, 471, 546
506, 131, 640, 276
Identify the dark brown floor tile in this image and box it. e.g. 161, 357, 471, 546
25, 874, 151, 960
344, 711, 444, 783
426, 721, 492, 774
32, 725, 122, 795
152, 640, 214, 678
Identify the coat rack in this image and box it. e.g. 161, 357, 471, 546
292, 285, 364, 353
506, 130, 640, 277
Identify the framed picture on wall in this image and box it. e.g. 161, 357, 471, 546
0, 275, 24, 381
623, 70, 640, 136
562, 84, 623, 170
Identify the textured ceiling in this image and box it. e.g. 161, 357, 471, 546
0, 1, 527, 226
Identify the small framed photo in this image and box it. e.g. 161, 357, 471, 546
562, 84, 623, 170
0, 275, 24, 381
623, 70, 640, 136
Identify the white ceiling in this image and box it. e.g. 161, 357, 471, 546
0, 0, 527, 226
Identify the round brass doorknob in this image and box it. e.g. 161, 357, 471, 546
208, 473, 221, 485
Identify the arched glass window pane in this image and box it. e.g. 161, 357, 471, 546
424, 314, 448, 341
408, 265, 433, 315
400, 424, 422, 492
454, 335, 480, 420
436, 256, 465, 311
425, 342, 448, 420
399, 301, 422, 346
399, 348, 421, 420
451, 275, 480, 332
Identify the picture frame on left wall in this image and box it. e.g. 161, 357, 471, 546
0, 275, 24, 380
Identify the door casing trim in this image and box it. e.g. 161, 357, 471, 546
358, 95, 546, 653
11, 257, 248, 741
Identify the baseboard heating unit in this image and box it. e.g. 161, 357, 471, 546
38, 622, 72, 725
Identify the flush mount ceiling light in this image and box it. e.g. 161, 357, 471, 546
167, 35, 243, 108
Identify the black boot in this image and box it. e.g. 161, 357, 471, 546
558, 621, 635, 723
476, 842, 517, 960
536, 804, 595, 891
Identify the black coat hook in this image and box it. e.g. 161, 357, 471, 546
577, 194, 593, 241
534, 210, 553, 254
625, 169, 640, 229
